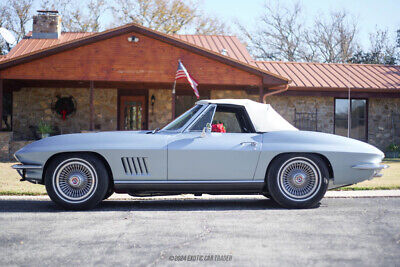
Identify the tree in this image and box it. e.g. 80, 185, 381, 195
4, 0, 34, 42
307, 10, 358, 63
239, 1, 359, 63
110, 0, 228, 34
238, 1, 306, 61
348, 29, 398, 65
40, 0, 106, 32
0, 4, 11, 54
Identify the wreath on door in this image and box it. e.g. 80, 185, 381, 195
51, 95, 77, 120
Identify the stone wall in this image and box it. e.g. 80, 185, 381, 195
211, 89, 259, 101
13, 88, 117, 140
368, 97, 400, 150
211, 90, 335, 134
0, 132, 12, 160
264, 95, 335, 134
148, 89, 172, 130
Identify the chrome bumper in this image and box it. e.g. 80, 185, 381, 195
352, 163, 389, 177
12, 164, 43, 181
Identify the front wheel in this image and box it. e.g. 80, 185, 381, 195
45, 153, 109, 210
267, 154, 329, 209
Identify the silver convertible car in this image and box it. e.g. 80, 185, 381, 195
12, 99, 387, 210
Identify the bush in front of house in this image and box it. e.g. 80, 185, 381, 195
386, 143, 400, 158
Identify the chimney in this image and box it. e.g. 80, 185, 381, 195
32, 10, 61, 39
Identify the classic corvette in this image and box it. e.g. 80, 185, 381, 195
12, 99, 387, 210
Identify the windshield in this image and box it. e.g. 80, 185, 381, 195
162, 105, 203, 131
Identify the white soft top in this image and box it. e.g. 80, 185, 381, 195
196, 99, 298, 132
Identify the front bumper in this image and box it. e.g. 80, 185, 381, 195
12, 164, 43, 183
352, 163, 389, 177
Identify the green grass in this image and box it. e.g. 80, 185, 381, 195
0, 162, 47, 195
337, 158, 400, 190
0, 159, 399, 195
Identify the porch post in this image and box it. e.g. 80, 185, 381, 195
259, 85, 263, 103
171, 80, 176, 120
0, 79, 3, 130
89, 81, 94, 131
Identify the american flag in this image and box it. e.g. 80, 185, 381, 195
175, 61, 199, 99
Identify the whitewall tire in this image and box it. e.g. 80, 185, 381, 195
45, 153, 109, 210
267, 154, 329, 209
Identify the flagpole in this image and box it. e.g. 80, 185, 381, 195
347, 86, 351, 138
172, 79, 176, 120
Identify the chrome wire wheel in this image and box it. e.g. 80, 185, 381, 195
277, 157, 321, 201
53, 158, 98, 203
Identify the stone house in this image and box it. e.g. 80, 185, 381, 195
0, 11, 399, 159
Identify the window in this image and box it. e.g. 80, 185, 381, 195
334, 98, 367, 141
190, 106, 216, 131
212, 105, 254, 133
2, 92, 12, 131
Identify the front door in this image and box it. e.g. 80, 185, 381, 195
119, 95, 147, 130
167, 105, 262, 181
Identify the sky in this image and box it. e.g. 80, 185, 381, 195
201, 0, 400, 49
24, 0, 400, 50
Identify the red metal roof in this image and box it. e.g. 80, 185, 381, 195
255, 61, 400, 91
172, 34, 253, 64
1, 32, 95, 61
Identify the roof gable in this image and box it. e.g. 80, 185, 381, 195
0, 23, 288, 86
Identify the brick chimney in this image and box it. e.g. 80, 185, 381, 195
32, 10, 61, 39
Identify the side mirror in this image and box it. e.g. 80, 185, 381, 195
201, 123, 212, 138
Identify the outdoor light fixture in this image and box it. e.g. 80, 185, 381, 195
127, 36, 139, 42
151, 95, 156, 114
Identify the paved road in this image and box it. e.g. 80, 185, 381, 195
0, 197, 399, 266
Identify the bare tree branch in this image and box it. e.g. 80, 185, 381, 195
40, 0, 106, 32
110, 0, 227, 34
238, 1, 307, 61
308, 10, 358, 63
5, 0, 34, 42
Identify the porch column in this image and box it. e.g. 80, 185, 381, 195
0, 79, 3, 130
89, 81, 94, 131
259, 85, 263, 103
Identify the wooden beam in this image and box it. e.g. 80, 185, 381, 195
0, 79, 2, 130
259, 84, 263, 103
89, 81, 94, 131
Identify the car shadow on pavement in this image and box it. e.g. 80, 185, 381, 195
0, 198, 302, 212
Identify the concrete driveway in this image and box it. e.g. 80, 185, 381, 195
0, 196, 399, 266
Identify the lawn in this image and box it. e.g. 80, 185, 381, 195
0, 159, 399, 195
0, 162, 46, 195
341, 158, 400, 190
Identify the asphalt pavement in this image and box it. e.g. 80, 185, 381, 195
0, 196, 399, 266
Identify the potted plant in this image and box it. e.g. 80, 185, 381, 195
386, 143, 400, 158
38, 120, 52, 139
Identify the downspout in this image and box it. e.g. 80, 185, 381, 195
262, 84, 289, 103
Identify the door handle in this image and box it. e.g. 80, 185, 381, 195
240, 142, 257, 147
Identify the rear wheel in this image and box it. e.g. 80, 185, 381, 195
267, 154, 329, 209
45, 153, 109, 210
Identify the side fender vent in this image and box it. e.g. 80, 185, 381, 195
121, 157, 149, 176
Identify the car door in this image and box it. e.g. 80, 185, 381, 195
167, 104, 262, 181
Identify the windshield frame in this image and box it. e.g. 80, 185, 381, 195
184, 104, 217, 132
161, 104, 207, 132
